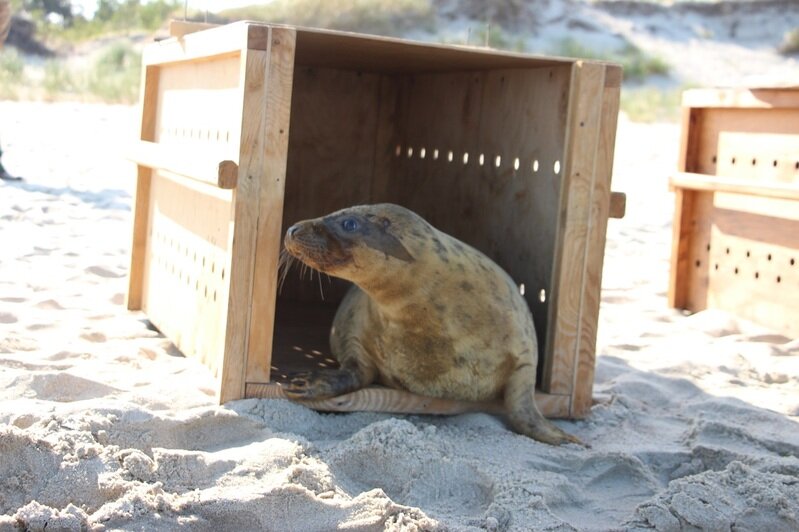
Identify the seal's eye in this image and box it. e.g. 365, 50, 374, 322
341, 218, 359, 232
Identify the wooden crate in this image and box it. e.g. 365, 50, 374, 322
669, 88, 799, 337
127, 21, 624, 418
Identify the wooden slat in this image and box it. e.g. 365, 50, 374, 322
219, 36, 270, 404
244, 27, 296, 388
572, 64, 621, 417
169, 20, 219, 38
127, 65, 159, 311
544, 61, 606, 396
682, 88, 799, 110
245, 383, 572, 418
670, 172, 799, 201
128, 140, 238, 189
143, 21, 269, 66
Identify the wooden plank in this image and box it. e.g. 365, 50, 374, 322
128, 140, 238, 189
682, 88, 799, 110
143, 21, 268, 66
127, 65, 159, 311
572, 64, 620, 417
670, 172, 799, 201
714, 131, 799, 183
218, 36, 270, 404
245, 383, 572, 418
169, 20, 218, 38
244, 27, 296, 388
293, 26, 574, 73
544, 61, 605, 396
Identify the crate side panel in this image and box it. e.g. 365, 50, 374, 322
154, 54, 243, 162
694, 108, 799, 179
697, 193, 799, 337
141, 172, 234, 376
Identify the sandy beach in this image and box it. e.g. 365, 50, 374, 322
0, 95, 797, 531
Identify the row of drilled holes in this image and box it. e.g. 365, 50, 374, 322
151, 230, 225, 302
159, 126, 232, 143
151, 231, 226, 281
395, 144, 561, 175
711, 154, 799, 170
155, 255, 220, 301
695, 244, 796, 284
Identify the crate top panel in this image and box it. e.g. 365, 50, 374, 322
682, 87, 799, 109
147, 20, 619, 74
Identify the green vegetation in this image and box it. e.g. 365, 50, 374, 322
470, 24, 527, 53
12, 0, 178, 43
550, 38, 670, 82
0, 48, 26, 99
620, 86, 686, 123
780, 28, 799, 55
217, 0, 435, 37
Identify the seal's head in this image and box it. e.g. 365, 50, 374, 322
284, 204, 423, 286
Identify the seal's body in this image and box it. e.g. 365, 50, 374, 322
283, 204, 579, 445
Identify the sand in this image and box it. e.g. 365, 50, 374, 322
2, 9, 799, 527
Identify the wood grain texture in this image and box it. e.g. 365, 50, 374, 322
219, 42, 269, 404
245, 383, 572, 418
682, 88, 799, 110
127, 65, 159, 311
544, 61, 606, 396
168, 20, 219, 38
609, 192, 626, 219
143, 21, 249, 66
670, 172, 799, 201
572, 65, 620, 417
244, 27, 296, 388
127, 140, 238, 189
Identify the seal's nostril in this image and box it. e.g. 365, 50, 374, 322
288, 225, 299, 237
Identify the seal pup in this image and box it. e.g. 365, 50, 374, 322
283, 203, 580, 445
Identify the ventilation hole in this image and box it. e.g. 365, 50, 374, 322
773, 160, 778, 167
519, 283, 525, 296
706, 243, 711, 252
221, 268, 225, 280
395, 145, 401, 157
204, 286, 208, 297
731, 157, 736, 165
202, 257, 206, 267
407, 147, 414, 158
726, 247, 731, 255
463, 152, 469, 164
746, 250, 751, 258
532, 160, 540, 173
734, 267, 739, 275
195, 280, 199, 290
695, 260, 701, 268
553, 160, 561, 174
714, 264, 719, 271
478, 153, 485, 166
767, 253, 772, 261
777, 276, 782, 283
225, 131, 230, 142
791, 258, 796, 266
755, 272, 760, 279
712, 155, 717, 163
795, 161, 799, 170
495, 155, 502, 168
751, 158, 757, 166
447, 150, 454, 162
433, 148, 439, 160
420, 147, 426, 159
539, 289, 546, 303
513, 157, 520, 171
211, 262, 216, 273
213, 290, 217, 302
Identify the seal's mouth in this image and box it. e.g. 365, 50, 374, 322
283, 221, 353, 274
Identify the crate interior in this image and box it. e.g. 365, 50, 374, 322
270, 35, 575, 386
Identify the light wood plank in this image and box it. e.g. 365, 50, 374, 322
143, 21, 267, 66
128, 140, 238, 189
244, 27, 297, 387
544, 61, 606, 396
245, 383, 572, 418
682, 87, 799, 110
218, 38, 270, 404
169, 20, 218, 38
572, 65, 620, 417
127, 65, 159, 311
609, 192, 626, 219
670, 172, 799, 201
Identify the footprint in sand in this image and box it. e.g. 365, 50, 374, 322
0, 312, 18, 324
36, 299, 65, 310
0, 297, 27, 303
30, 372, 119, 401
80, 331, 108, 343
85, 265, 125, 278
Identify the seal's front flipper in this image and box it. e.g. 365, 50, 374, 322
282, 368, 364, 399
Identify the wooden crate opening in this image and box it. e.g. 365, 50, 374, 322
128, 22, 623, 418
